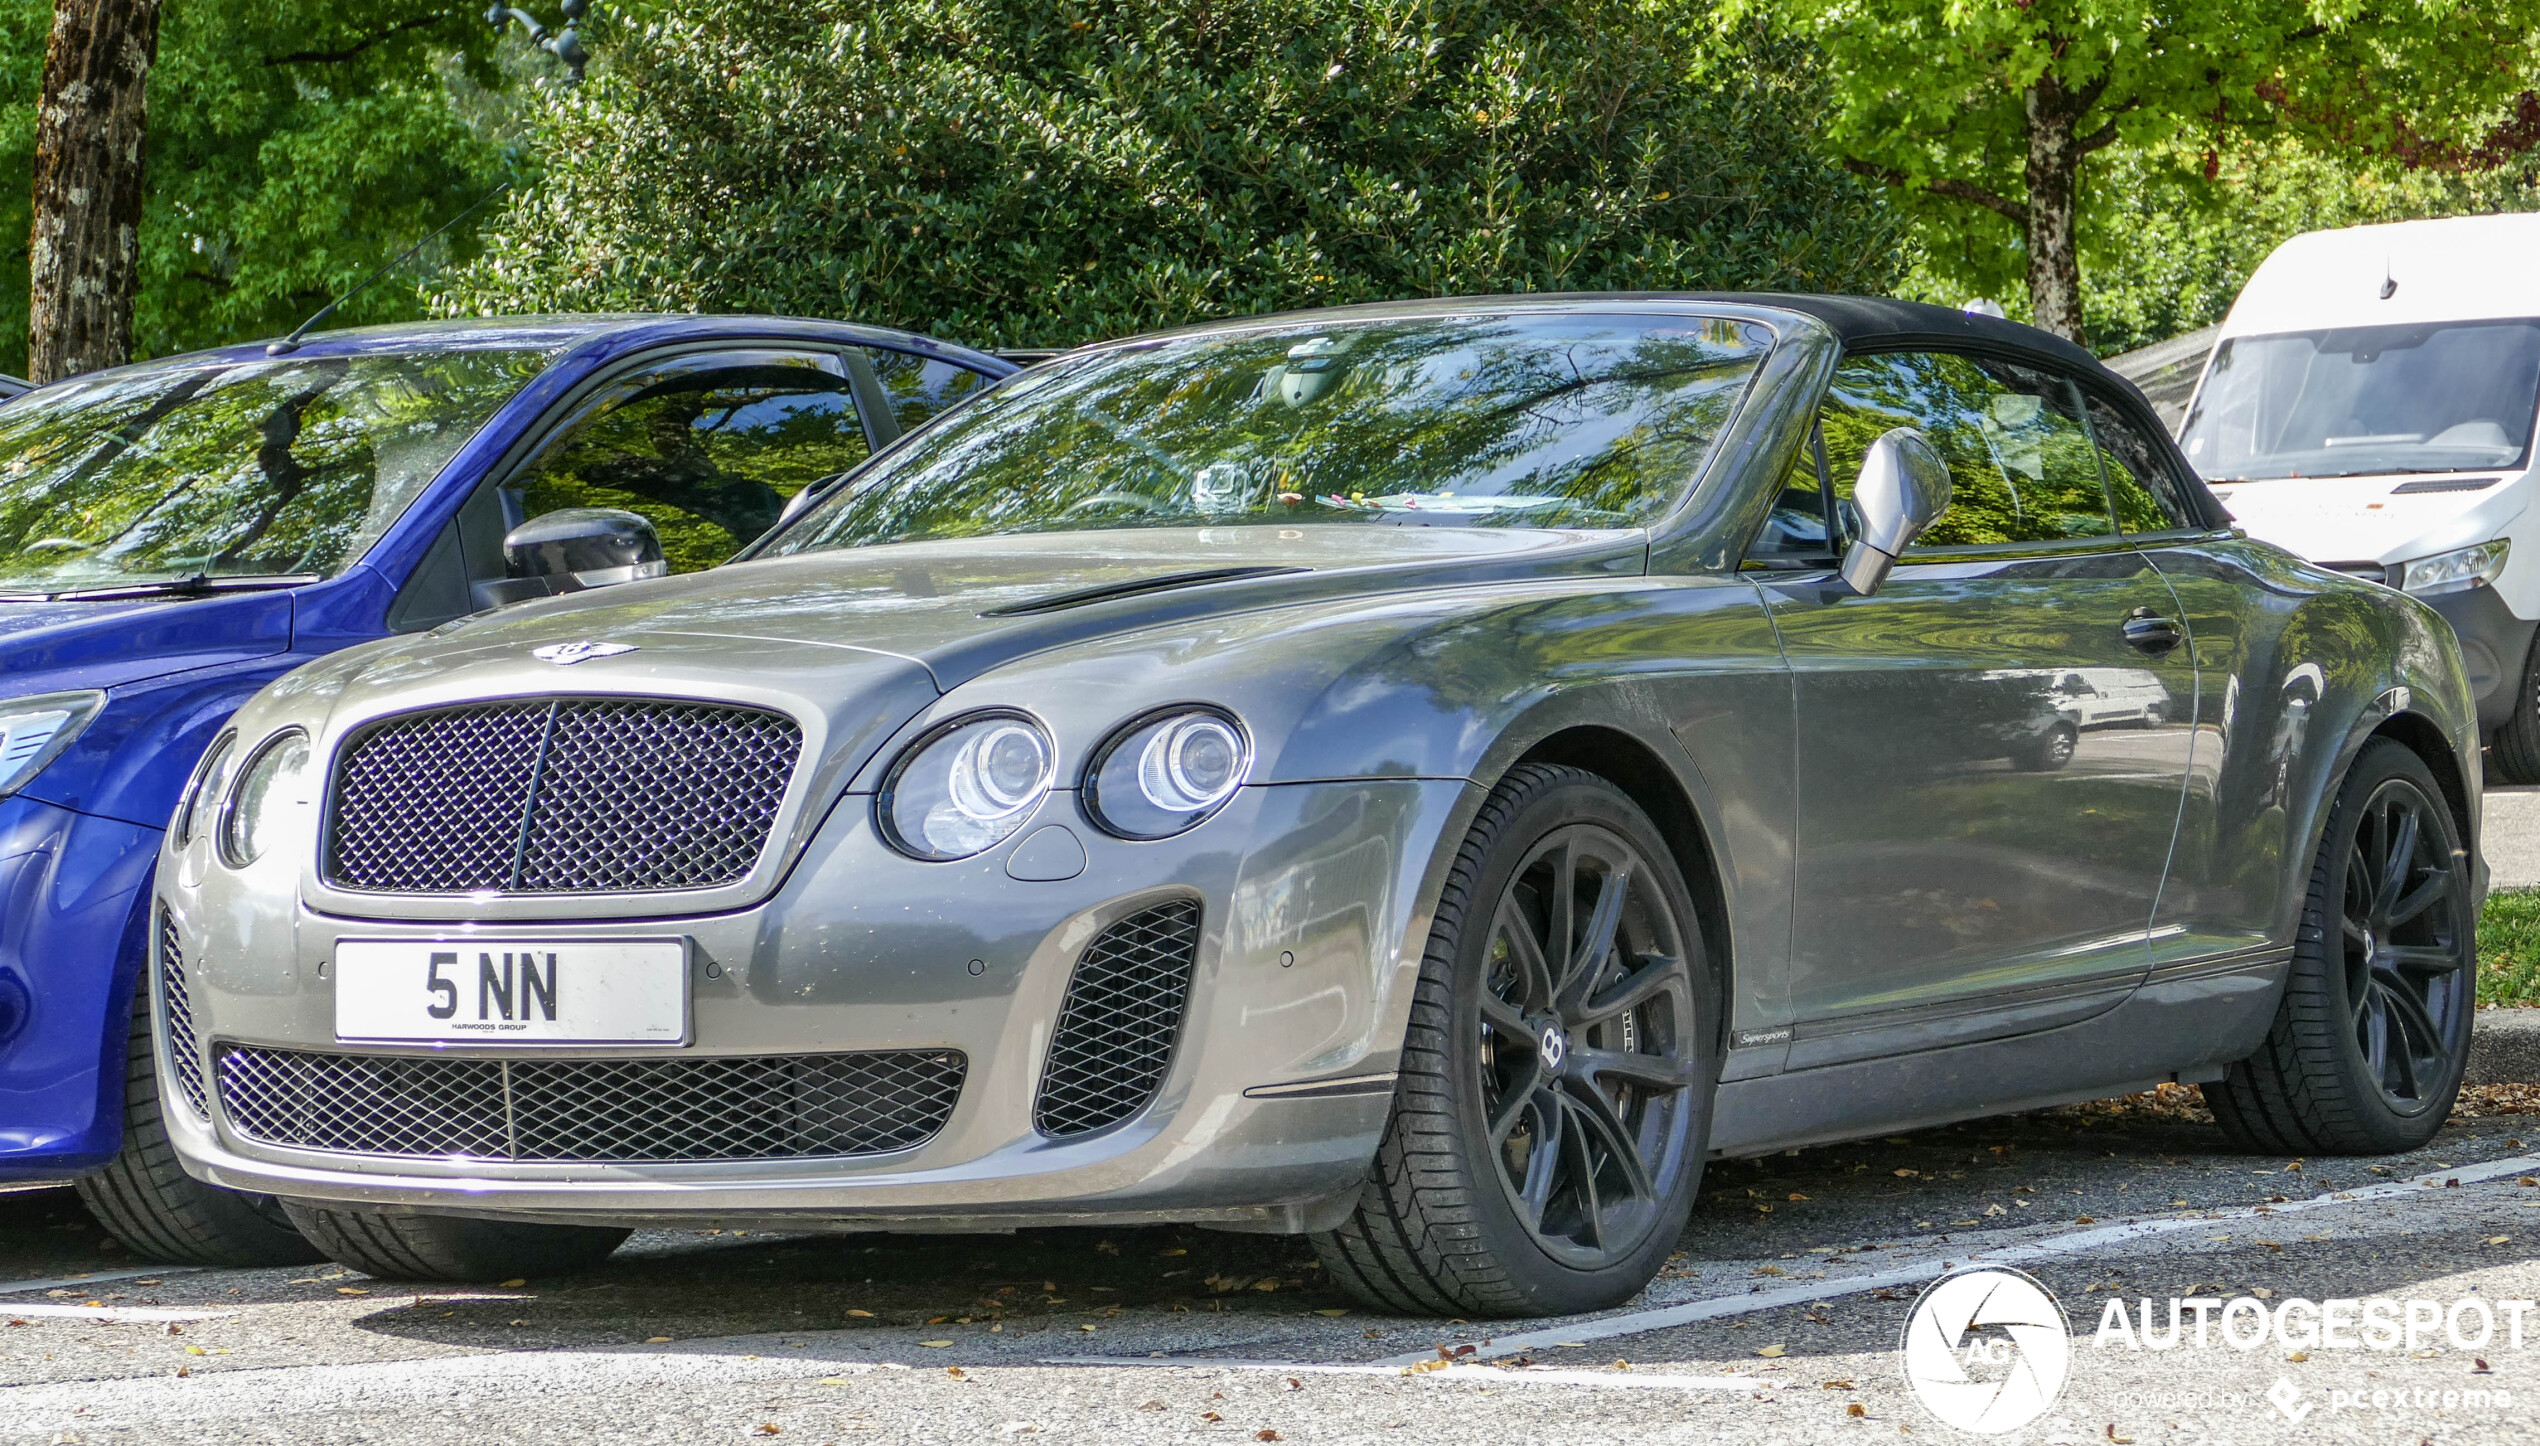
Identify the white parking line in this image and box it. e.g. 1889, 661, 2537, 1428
1362, 1151, 2540, 1366
0, 1302, 238, 1323
1059, 1356, 1775, 1391
0, 1267, 199, 1297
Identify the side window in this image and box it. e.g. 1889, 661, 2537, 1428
503, 350, 871, 575
1821, 351, 2118, 548
2084, 393, 2202, 532
864, 348, 992, 435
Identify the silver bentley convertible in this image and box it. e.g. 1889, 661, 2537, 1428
157, 296, 2484, 1317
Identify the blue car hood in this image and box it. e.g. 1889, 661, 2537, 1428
0, 592, 295, 699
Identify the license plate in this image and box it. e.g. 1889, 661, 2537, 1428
334, 939, 688, 1044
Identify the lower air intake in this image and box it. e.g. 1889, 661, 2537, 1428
216, 1047, 964, 1162
1033, 899, 1202, 1138
158, 909, 209, 1119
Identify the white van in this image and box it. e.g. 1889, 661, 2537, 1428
2178, 212, 2540, 778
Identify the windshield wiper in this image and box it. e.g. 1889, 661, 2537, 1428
0, 572, 322, 602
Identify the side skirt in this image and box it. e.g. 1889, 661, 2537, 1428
1707, 949, 2288, 1159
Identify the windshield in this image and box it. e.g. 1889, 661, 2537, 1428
0, 348, 554, 593
2179, 319, 2540, 481
762, 313, 1771, 553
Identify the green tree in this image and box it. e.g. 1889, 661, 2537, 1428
1738, 0, 2540, 344
1, 0, 524, 377
437, 0, 1906, 346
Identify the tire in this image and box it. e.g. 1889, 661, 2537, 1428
74, 1003, 324, 1267
279, 1202, 630, 1282
2489, 637, 2540, 784
2209, 739, 2476, 1155
2013, 721, 2079, 772
1311, 764, 1718, 1318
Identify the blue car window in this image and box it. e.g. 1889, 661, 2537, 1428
863, 348, 993, 436
505, 351, 870, 575
765, 313, 1772, 551
1821, 351, 2119, 549
0, 349, 552, 594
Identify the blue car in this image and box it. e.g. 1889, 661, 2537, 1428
0, 314, 1013, 1261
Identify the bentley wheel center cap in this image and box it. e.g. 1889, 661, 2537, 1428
1540, 1024, 1568, 1070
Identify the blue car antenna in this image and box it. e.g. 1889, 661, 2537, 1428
266, 182, 516, 357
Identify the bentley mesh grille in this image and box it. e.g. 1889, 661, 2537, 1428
215, 1047, 965, 1162
325, 699, 802, 894
1033, 900, 1202, 1138
157, 909, 208, 1120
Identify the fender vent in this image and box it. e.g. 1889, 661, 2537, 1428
1033, 900, 1202, 1138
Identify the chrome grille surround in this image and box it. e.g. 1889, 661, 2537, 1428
325, 698, 803, 895
216, 1046, 966, 1162
1034, 900, 1202, 1138
158, 908, 208, 1119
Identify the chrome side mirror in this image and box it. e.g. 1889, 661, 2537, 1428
478, 507, 666, 607
1838, 428, 1952, 597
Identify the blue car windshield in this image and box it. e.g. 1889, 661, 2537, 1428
764, 313, 1771, 552
0, 348, 553, 594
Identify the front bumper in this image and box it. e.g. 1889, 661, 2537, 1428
0, 796, 156, 1180
161, 778, 1467, 1231
2424, 583, 2537, 730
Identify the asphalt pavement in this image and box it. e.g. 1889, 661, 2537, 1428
9, 1089, 2540, 1444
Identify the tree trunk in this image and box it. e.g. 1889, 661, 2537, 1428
27, 0, 163, 384
2021, 80, 2085, 346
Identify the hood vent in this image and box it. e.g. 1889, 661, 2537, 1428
981, 565, 1308, 618
2390, 476, 2501, 495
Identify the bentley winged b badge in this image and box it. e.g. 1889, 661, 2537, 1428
532, 641, 639, 666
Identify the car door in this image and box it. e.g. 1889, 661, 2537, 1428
2075, 384, 2289, 968
1756, 348, 2200, 1067
389, 345, 965, 630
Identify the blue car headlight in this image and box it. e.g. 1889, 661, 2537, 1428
0, 690, 105, 800
877, 711, 1057, 860
1084, 707, 1250, 840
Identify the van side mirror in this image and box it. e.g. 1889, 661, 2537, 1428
478, 508, 667, 607
1838, 428, 1952, 597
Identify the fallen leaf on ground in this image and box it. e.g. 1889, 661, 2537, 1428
753, 1426, 780, 1437
1313, 1308, 1347, 1317
1256, 1432, 1282, 1442
644, 1336, 672, 1344
846, 1309, 875, 1318
1821, 1380, 1854, 1390
335, 1287, 369, 1296
1757, 1344, 1786, 1358
498, 1279, 526, 1289
1848, 1403, 1867, 1418
919, 1340, 954, 1348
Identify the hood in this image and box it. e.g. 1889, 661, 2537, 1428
0, 590, 293, 697
2210, 471, 2530, 567
368, 524, 1639, 693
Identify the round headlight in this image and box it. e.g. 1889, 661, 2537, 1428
877, 712, 1056, 860
172, 731, 235, 846
1085, 708, 1251, 840
218, 730, 309, 868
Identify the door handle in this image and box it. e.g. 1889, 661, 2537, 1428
2121, 607, 2184, 655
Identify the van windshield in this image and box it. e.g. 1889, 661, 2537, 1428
2178, 319, 2540, 481
0, 348, 552, 597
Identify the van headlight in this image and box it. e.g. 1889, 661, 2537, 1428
877, 712, 1056, 860
2397, 539, 2510, 596
1084, 708, 1250, 839
218, 730, 309, 867
0, 690, 105, 800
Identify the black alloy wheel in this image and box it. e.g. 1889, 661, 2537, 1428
2211, 739, 2475, 1154
2337, 776, 2471, 1112
1315, 764, 1716, 1317
1475, 823, 1699, 1268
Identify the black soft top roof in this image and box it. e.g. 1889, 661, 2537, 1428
1700, 293, 2104, 374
